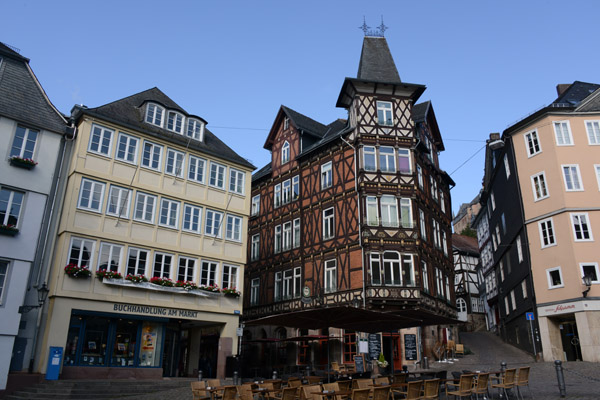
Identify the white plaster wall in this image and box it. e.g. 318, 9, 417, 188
0, 192, 46, 262
0, 336, 15, 389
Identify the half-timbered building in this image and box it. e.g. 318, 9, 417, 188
243, 35, 456, 375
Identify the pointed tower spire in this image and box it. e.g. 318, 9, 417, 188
356, 36, 401, 83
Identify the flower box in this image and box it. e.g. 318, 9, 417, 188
175, 280, 199, 290
125, 274, 148, 283
0, 224, 19, 236
222, 288, 241, 298
199, 284, 221, 294
96, 269, 123, 280
64, 263, 92, 278
150, 276, 174, 287
9, 156, 38, 170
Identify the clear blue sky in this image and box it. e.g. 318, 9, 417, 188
3, 0, 599, 218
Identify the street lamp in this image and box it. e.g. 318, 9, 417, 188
18, 283, 49, 313
582, 275, 592, 298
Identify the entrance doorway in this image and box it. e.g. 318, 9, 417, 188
198, 334, 219, 378
559, 320, 582, 361
382, 333, 402, 372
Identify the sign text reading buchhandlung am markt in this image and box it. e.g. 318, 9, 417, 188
113, 303, 199, 318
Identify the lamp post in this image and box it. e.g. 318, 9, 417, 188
582, 275, 592, 298
18, 283, 49, 313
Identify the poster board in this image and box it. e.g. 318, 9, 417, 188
368, 333, 381, 360
404, 334, 418, 361
354, 355, 365, 373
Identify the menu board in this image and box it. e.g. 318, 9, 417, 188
368, 333, 381, 360
404, 334, 418, 361
354, 355, 365, 373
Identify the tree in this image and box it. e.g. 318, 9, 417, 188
460, 226, 477, 238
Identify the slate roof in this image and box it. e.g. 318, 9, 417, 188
412, 101, 430, 123
357, 37, 401, 83
553, 81, 600, 105
575, 88, 600, 112
0, 44, 67, 134
452, 234, 480, 256
74, 87, 254, 169
282, 105, 328, 138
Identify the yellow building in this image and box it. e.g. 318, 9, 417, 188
36, 88, 254, 379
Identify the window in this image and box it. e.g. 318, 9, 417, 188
167, 111, 184, 134
417, 165, 423, 189
343, 330, 357, 364
419, 209, 427, 239
402, 254, 416, 286
229, 169, 245, 195
68, 237, 95, 268
98, 242, 123, 272
571, 213, 593, 241
382, 252, 402, 285
282, 141, 290, 164
376, 101, 393, 126
204, 209, 223, 237
282, 221, 292, 251
380, 195, 398, 227
422, 261, 429, 293
586, 121, 600, 145
366, 196, 379, 226
293, 218, 301, 248
524, 130, 541, 157
274, 271, 282, 301
188, 156, 206, 183
370, 253, 382, 285
251, 195, 260, 216
251, 234, 260, 261
88, 124, 113, 156
250, 278, 260, 306
495, 225, 501, 245
432, 220, 441, 249
182, 204, 202, 233
153, 253, 172, 279
554, 121, 573, 145
274, 225, 282, 253
443, 231, 448, 256
226, 214, 242, 242
324, 259, 337, 293
134, 192, 156, 223
440, 192, 446, 214
222, 264, 238, 289
283, 269, 294, 299
457, 298, 467, 313
127, 248, 148, 276
546, 267, 563, 289
430, 177, 438, 202
115, 133, 138, 164
145, 103, 164, 127
78, 179, 105, 212
323, 207, 335, 240
321, 161, 332, 189
596, 165, 600, 191
178, 257, 196, 282
562, 165, 583, 191
0, 188, 24, 227
200, 260, 218, 286
186, 118, 204, 141
521, 280, 528, 299
284, 117, 289, 130
516, 235, 523, 263
490, 192, 495, 210
363, 146, 377, 171
292, 175, 300, 201
510, 290, 516, 310
398, 148, 411, 173
539, 218, 556, 248
165, 148, 185, 177
282, 179, 291, 204
531, 172, 549, 201
379, 147, 396, 173
504, 297, 510, 315
159, 198, 180, 228
580, 263, 599, 284
501, 213, 506, 234
142, 141, 163, 171
209, 162, 226, 189
274, 184, 281, 208
400, 198, 412, 228
10, 126, 38, 160
504, 154, 510, 178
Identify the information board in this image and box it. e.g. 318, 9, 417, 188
368, 333, 381, 360
404, 334, 418, 361
354, 355, 365, 373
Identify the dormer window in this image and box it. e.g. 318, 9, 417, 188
376, 101, 393, 126
167, 111, 184, 134
282, 141, 290, 164
284, 117, 289, 130
146, 103, 164, 127
187, 118, 204, 141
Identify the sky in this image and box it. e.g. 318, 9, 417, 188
2, 0, 600, 218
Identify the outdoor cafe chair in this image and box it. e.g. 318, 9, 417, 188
350, 388, 371, 400
337, 380, 352, 391
471, 373, 490, 400
446, 340, 456, 359
281, 387, 300, 400
306, 376, 323, 385
301, 384, 324, 400
288, 378, 303, 388
237, 383, 256, 400
491, 368, 517, 399
371, 385, 391, 400
373, 377, 390, 385
258, 382, 280, 400
392, 373, 407, 384
221, 386, 238, 400
404, 381, 423, 400
421, 378, 441, 400
445, 373, 475, 399
515, 367, 532, 400
455, 344, 465, 357
191, 381, 210, 400
352, 379, 372, 390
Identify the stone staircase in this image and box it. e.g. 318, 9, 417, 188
4, 378, 195, 400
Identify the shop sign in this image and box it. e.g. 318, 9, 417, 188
113, 303, 199, 319
539, 301, 583, 317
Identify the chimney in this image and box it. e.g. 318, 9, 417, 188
556, 84, 571, 97
489, 133, 501, 141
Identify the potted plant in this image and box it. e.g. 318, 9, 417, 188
0, 224, 19, 236
64, 263, 92, 278
9, 156, 38, 170
199, 284, 221, 293
150, 276, 174, 287
96, 269, 123, 280
222, 288, 241, 298
125, 274, 148, 283
175, 280, 199, 290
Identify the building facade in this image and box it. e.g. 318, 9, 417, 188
243, 36, 456, 374
35, 88, 254, 379
452, 234, 485, 331
0, 43, 67, 390
452, 195, 480, 235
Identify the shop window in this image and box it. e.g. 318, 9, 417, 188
111, 319, 138, 367
79, 316, 110, 366
139, 322, 162, 367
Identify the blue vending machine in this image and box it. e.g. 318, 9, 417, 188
45, 347, 63, 380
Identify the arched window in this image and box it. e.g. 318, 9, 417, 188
457, 298, 467, 313
282, 141, 290, 164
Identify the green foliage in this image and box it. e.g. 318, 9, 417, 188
460, 226, 477, 238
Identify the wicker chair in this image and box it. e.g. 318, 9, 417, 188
515, 367, 532, 399
237, 383, 257, 400
446, 374, 475, 399
404, 381, 423, 400
372, 386, 391, 400
222, 386, 237, 400
301, 384, 324, 400
191, 381, 210, 400
351, 388, 371, 400
491, 368, 517, 400
421, 379, 440, 400
455, 344, 465, 357
472, 373, 490, 400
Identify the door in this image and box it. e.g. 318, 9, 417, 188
559, 321, 582, 361
162, 328, 180, 376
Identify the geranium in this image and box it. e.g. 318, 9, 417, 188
125, 274, 148, 283
96, 269, 123, 280
64, 263, 92, 278
150, 276, 174, 287
222, 287, 241, 297
0, 224, 19, 232
199, 284, 221, 293
175, 280, 199, 290
9, 156, 38, 166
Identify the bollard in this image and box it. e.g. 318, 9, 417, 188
422, 356, 429, 370
198, 370, 203, 381
234, 371, 239, 385
273, 370, 278, 380
306, 366, 310, 376
500, 361, 507, 373
555, 360, 566, 398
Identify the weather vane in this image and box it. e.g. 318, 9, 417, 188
359, 16, 388, 37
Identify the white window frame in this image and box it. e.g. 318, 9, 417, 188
366, 196, 379, 226
145, 103, 164, 127
186, 118, 204, 141
546, 266, 564, 289
251, 234, 260, 261
524, 130, 542, 157
68, 237, 96, 269
580, 263, 600, 284
380, 195, 398, 227
283, 269, 293, 299
10, 126, 39, 160
400, 198, 413, 228
531, 172, 549, 201
209, 162, 226, 189
282, 141, 290, 164
282, 179, 291, 205
379, 146, 396, 173
0, 260, 7, 306
200, 260, 218, 286
585, 120, 600, 145
293, 218, 301, 248
422, 261, 429, 293
134, 192, 156, 224
164, 148, 185, 178
88, 124, 114, 157
177, 256, 196, 282
321, 161, 332, 190
229, 168, 245, 195
106, 185, 131, 219
562, 164, 583, 191
419, 209, 426, 240
166, 111, 184, 134
324, 259, 337, 293
457, 298, 467, 313
251, 195, 260, 216
188, 155, 206, 184
571, 213, 593, 241
250, 278, 260, 306
282, 221, 292, 251
204, 209, 223, 238
159, 198, 180, 229
226, 214, 243, 242
126, 247, 148, 277
417, 165, 423, 189
77, 178, 105, 213
292, 175, 300, 201
182, 204, 202, 234
522, 280, 528, 299
274, 225, 282, 254
141, 141, 163, 171
553, 121, 573, 146
376, 101, 393, 126
516, 235, 523, 263
504, 154, 510, 178
363, 146, 377, 172
274, 184, 281, 208
0, 188, 24, 227
382, 251, 403, 286
98, 242, 123, 272
115, 132, 139, 164
539, 218, 556, 248
323, 207, 335, 240
490, 192, 495, 210
397, 148, 411, 174
222, 264, 238, 289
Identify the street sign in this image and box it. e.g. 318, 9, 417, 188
526, 312, 535, 321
